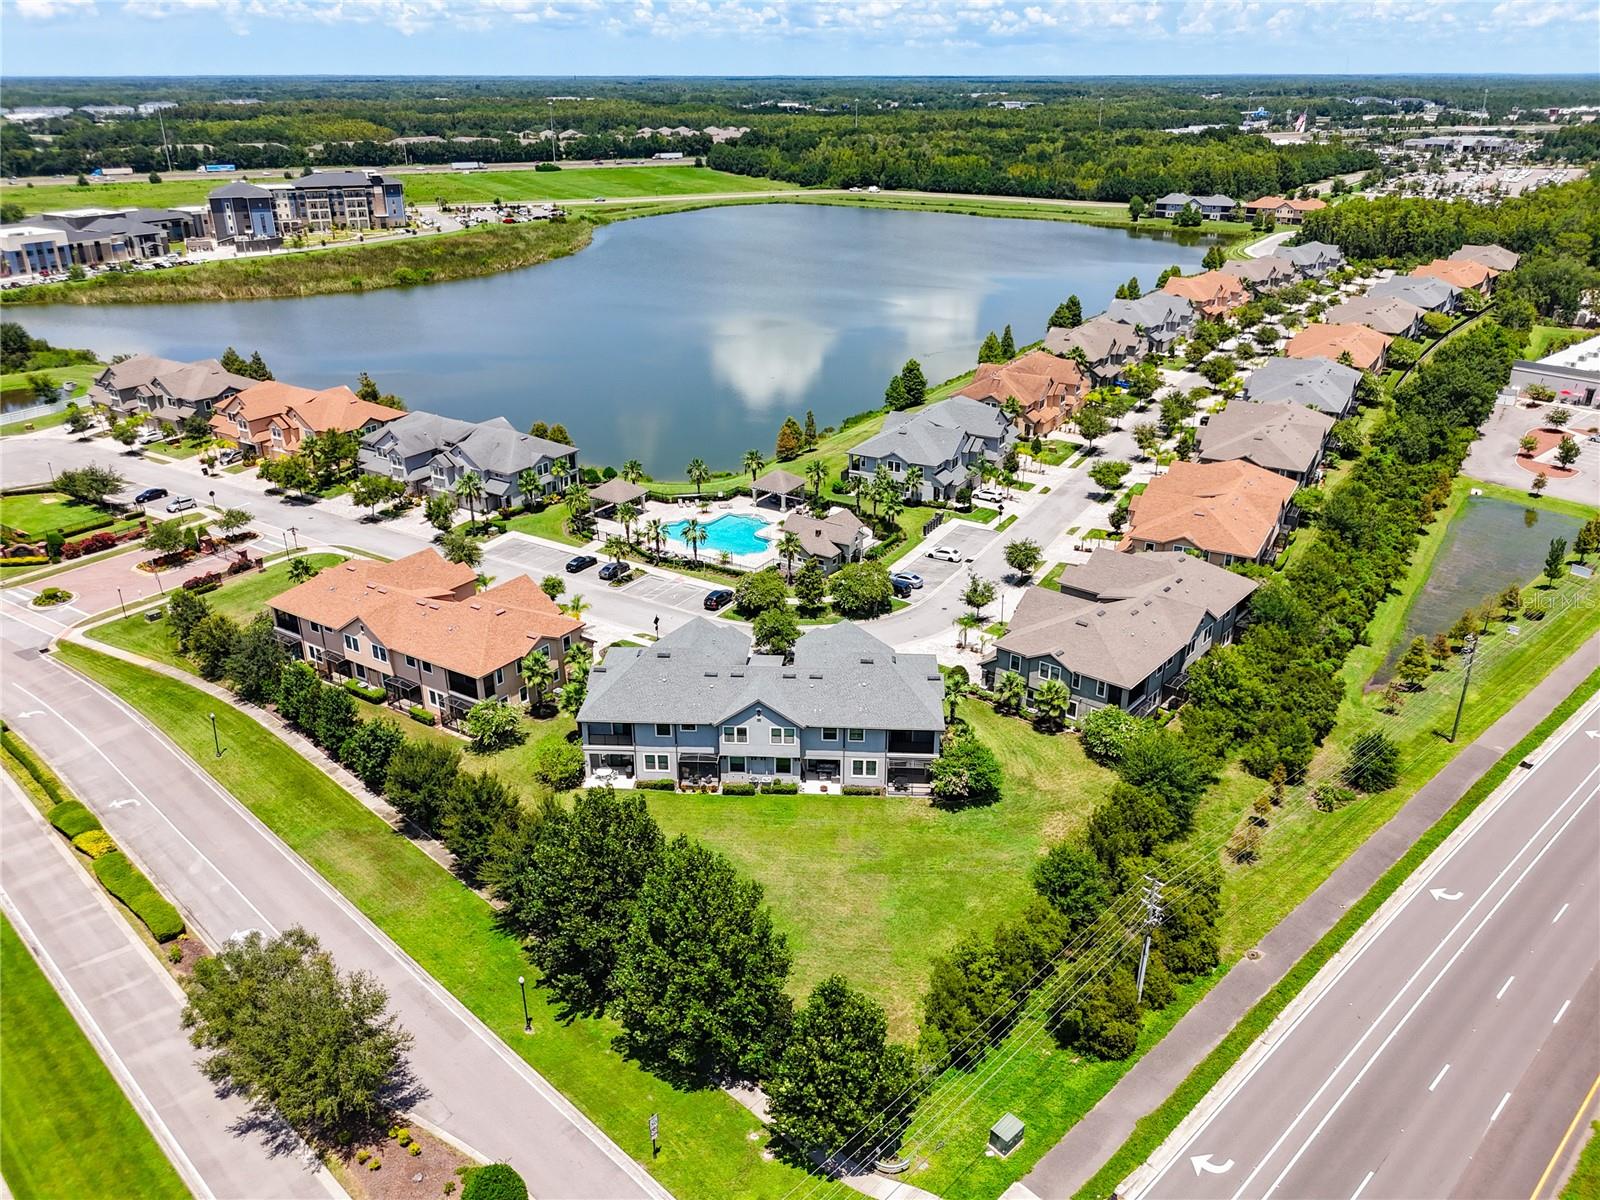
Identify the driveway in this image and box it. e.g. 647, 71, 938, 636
1464, 402, 1600, 505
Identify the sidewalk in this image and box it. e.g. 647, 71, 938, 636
1017, 633, 1600, 1199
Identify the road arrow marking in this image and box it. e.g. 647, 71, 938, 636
227, 928, 261, 943
110, 797, 141, 809
15, 710, 44, 718
1191, 1154, 1235, 1176
1430, 888, 1463, 901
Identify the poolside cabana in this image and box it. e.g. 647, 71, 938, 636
751, 467, 807, 512
589, 477, 647, 515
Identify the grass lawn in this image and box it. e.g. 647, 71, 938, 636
495, 504, 586, 546
88, 552, 346, 668
649, 699, 1114, 1037
0, 491, 111, 538
1526, 324, 1588, 361
1566, 1123, 1600, 1200
0, 362, 103, 436
55, 642, 807, 1199
1022, 440, 1080, 467
0, 915, 188, 1200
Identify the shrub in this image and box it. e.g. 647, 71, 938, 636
408, 704, 437, 725
48, 800, 102, 838
182, 570, 223, 593
759, 780, 799, 794
409, 1143, 422, 1156
930, 733, 1003, 808
3, 729, 67, 805
342, 677, 386, 703
462, 1164, 528, 1200
1313, 784, 1358, 812
339, 719, 406, 792
1079, 706, 1148, 765
92, 852, 185, 942
842, 785, 884, 796
356, 1150, 370, 1164
71, 829, 117, 858
721, 782, 758, 795
635, 778, 677, 791
30, 586, 71, 607
1343, 731, 1400, 793
462, 698, 522, 752
530, 735, 585, 791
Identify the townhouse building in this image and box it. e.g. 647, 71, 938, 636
1368, 276, 1461, 314
1321, 295, 1427, 339
1122, 459, 1298, 566
210, 381, 403, 459
1104, 293, 1197, 352
1197, 400, 1335, 486
1151, 193, 1238, 221
1042, 317, 1148, 385
1162, 270, 1251, 319
1222, 254, 1299, 294
956, 349, 1088, 436
1243, 356, 1362, 418
1280, 241, 1346, 278
848, 397, 1014, 504
1241, 196, 1327, 225
778, 508, 870, 573
1284, 322, 1392, 374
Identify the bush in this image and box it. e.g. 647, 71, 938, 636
842, 784, 884, 796
342, 677, 386, 703
930, 733, 1003, 808
92, 851, 184, 942
1079, 706, 1148, 765
3, 729, 67, 805
71, 829, 117, 858
759, 780, 799, 794
635, 778, 677, 791
1343, 731, 1400, 793
339, 719, 405, 792
721, 782, 758, 795
1313, 784, 1358, 812
462, 1164, 528, 1200
530, 734, 585, 791
182, 570, 223, 593
734, 569, 789, 617
462, 698, 522, 752
48, 800, 102, 838
408, 704, 436, 725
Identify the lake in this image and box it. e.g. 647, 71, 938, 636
16, 204, 1210, 474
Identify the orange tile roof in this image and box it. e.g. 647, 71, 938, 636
288, 386, 405, 435
1162, 271, 1250, 316
271, 550, 582, 678
1284, 322, 1391, 373
1243, 196, 1325, 212
222, 380, 321, 422
1123, 460, 1296, 559
1410, 258, 1491, 292
957, 350, 1087, 427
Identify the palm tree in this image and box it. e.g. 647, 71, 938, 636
550, 460, 568, 495
742, 448, 765, 483
903, 466, 923, 504
602, 534, 630, 565
805, 458, 829, 505
621, 459, 645, 484
686, 458, 711, 500
882, 491, 904, 529
681, 517, 707, 563
516, 467, 542, 511
870, 463, 895, 516
994, 670, 1028, 715
616, 501, 640, 543
955, 612, 983, 649
519, 648, 556, 713
943, 671, 967, 722
1033, 678, 1072, 732
776, 530, 804, 576
849, 472, 868, 511
453, 471, 484, 525
644, 517, 665, 556
564, 593, 590, 621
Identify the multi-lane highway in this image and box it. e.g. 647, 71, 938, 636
1132, 701, 1600, 1200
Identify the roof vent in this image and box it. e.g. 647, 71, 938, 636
782, 672, 796, 679
809, 672, 823, 680
704, 671, 718, 677
469, 602, 482, 610
731, 669, 744, 678
859, 657, 874, 665
656, 650, 670, 658
494, 607, 507, 616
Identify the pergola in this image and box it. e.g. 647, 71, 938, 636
750, 467, 807, 511
588, 477, 647, 514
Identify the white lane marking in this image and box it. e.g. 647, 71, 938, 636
1429, 1063, 1450, 1092
1554, 999, 1572, 1025
1192, 1155, 1234, 1176
1351, 1170, 1376, 1200
1253, 787, 1598, 1200
1491, 1092, 1511, 1123
1497, 975, 1515, 1000
1553, 903, 1570, 923
1130, 715, 1600, 1200
1430, 888, 1464, 901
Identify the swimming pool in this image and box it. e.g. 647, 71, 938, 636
664, 513, 773, 557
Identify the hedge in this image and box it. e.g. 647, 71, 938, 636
2, 728, 68, 806
48, 800, 101, 838
462, 1163, 528, 1200
634, 778, 677, 791
407, 705, 436, 726
759, 780, 799, 794
0, 556, 50, 568
91, 852, 185, 943
720, 782, 758, 795
344, 678, 387, 703
842, 785, 885, 796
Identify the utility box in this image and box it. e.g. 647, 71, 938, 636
989, 1113, 1024, 1157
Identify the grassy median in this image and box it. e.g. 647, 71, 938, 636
55, 641, 806, 1199
0, 915, 189, 1200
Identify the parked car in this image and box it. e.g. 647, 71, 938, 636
703, 588, 734, 611
927, 545, 965, 563
892, 578, 913, 600
218, 450, 243, 466
165, 496, 197, 513
565, 554, 598, 573
891, 571, 924, 590
598, 561, 629, 581
973, 487, 1005, 504
133, 487, 168, 505
135, 427, 163, 445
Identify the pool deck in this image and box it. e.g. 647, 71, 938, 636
604, 495, 783, 570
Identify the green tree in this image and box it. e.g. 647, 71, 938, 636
1544, 536, 1568, 584
1003, 537, 1043, 580
804, 410, 818, 446
1079, 705, 1146, 765
775, 416, 805, 459
1575, 516, 1600, 563
899, 359, 927, 407
1396, 636, 1432, 689
960, 573, 997, 618
1555, 435, 1580, 468
339, 719, 405, 793
1032, 678, 1074, 732
1087, 459, 1131, 493
382, 739, 461, 832
1032, 842, 1109, 934
685, 457, 711, 498
462, 698, 520, 751
350, 473, 405, 519
519, 649, 557, 713
143, 517, 187, 559
225, 613, 287, 705
1049, 295, 1083, 329
942, 667, 968, 722
930, 732, 1003, 808
1202, 245, 1227, 270
680, 517, 707, 563
805, 458, 830, 504
793, 559, 827, 612
217, 507, 253, 537
529, 734, 585, 792
829, 560, 893, 618
423, 492, 456, 534
999, 324, 1016, 358
56, 463, 126, 506
453, 471, 485, 524
734, 568, 789, 617
767, 975, 918, 1153
440, 770, 518, 882
182, 927, 412, 1144
462, 1164, 527, 1200
285, 555, 318, 584
993, 670, 1028, 715
219, 346, 249, 375
1127, 195, 1145, 222
1344, 732, 1399, 793
1075, 406, 1111, 448
752, 607, 802, 658
165, 588, 211, 652
613, 836, 793, 1081
439, 529, 482, 568
978, 331, 1003, 364
884, 374, 910, 411
246, 350, 273, 381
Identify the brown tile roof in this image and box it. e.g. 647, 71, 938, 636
957, 349, 1087, 427
1411, 258, 1492, 292
1162, 271, 1250, 316
1243, 196, 1325, 213
1284, 322, 1391, 373
272, 550, 582, 679
781, 508, 867, 558
1123, 460, 1296, 559
289, 386, 405, 435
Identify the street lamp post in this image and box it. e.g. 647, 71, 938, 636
116, 587, 127, 619
518, 975, 532, 1033
209, 712, 221, 758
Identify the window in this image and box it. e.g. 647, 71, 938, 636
776, 758, 792, 774
343, 633, 360, 653
562, 635, 573, 650
722, 726, 749, 744
728, 756, 746, 773
850, 760, 879, 778
848, 728, 866, 743
655, 723, 672, 737
421, 660, 433, 675
308, 645, 324, 663
1068, 699, 1079, 718
643, 753, 670, 772
371, 643, 388, 665
821, 727, 839, 741
427, 689, 444, 708
1008, 653, 1022, 672
1070, 671, 1081, 689
770, 726, 796, 745
308, 621, 323, 634
494, 667, 505, 687
1144, 542, 1156, 551
353, 664, 367, 682
519, 686, 528, 703
1039, 663, 1061, 682
1095, 680, 1108, 699
404, 655, 418, 669
680, 724, 697, 732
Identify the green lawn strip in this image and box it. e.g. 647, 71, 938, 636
1073, 666, 1600, 1200
1525, 324, 1589, 361
996, 515, 1018, 533
1563, 1122, 1600, 1200
1466, 475, 1600, 522
648, 699, 1110, 1039
953, 507, 999, 524
1040, 562, 1066, 590
88, 552, 346, 670
54, 643, 799, 1198
492, 506, 587, 546
0, 915, 190, 1200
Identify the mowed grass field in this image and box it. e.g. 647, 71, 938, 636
0, 491, 108, 537
0, 916, 189, 1200
1, 165, 796, 215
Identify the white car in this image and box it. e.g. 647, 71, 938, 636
973, 488, 1006, 504
927, 545, 965, 563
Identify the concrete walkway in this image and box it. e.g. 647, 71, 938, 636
1017, 633, 1600, 1199
0, 773, 338, 1200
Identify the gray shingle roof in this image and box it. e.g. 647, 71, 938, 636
208, 181, 271, 199
1198, 401, 1334, 476
293, 170, 381, 189
993, 551, 1256, 689
1450, 243, 1518, 272
1105, 293, 1194, 330
441, 421, 575, 475
580, 619, 945, 730
1283, 241, 1344, 269
151, 360, 255, 404
1368, 276, 1460, 311
361, 409, 483, 459
1042, 316, 1145, 367
97, 354, 192, 392
1244, 356, 1361, 416
853, 397, 1007, 468
1322, 295, 1425, 336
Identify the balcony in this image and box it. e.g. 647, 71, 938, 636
586, 731, 635, 747
887, 731, 938, 756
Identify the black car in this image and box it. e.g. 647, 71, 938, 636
133, 487, 168, 505
598, 561, 628, 581
703, 588, 734, 611
565, 554, 598, 573
892, 577, 913, 600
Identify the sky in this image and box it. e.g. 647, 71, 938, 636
2, 0, 1595, 78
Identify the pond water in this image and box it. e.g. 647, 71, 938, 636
1378, 495, 1584, 679
16, 204, 1209, 473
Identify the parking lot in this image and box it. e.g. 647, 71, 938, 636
623, 570, 710, 612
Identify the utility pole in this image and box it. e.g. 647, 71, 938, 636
1448, 634, 1478, 743
156, 108, 174, 172
1135, 875, 1165, 1000
548, 99, 556, 163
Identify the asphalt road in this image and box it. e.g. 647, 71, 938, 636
0, 606, 666, 1199
1132, 704, 1600, 1200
